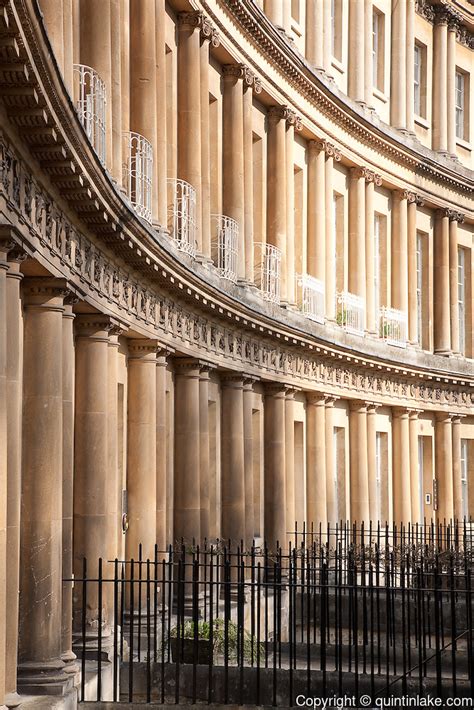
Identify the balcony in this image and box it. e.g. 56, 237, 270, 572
296, 273, 325, 324
254, 242, 282, 304
379, 306, 407, 348
73, 64, 106, 166
167, 178, 197, 257
211, 214, 238, 282
336, 291, 365, 335
122, 132, 153, 224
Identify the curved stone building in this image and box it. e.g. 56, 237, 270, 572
0, 0, 473, 705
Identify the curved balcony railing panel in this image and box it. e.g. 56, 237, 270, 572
122, 131, 153, 224
167, 178, 197, 257
73, 64, 106, 166
211, 214, 238, 282
254, 242, 282, 304
296, 273, 325, 323
336, 291, 365, 335
379, 307, 407, 348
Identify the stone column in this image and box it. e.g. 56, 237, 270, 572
121, 0, 130, 137
391, 190, 408, 315
324, 397, 337, 523
40, 0, 65, 75
452, 416, 463, 521
348, 0, 365, 103
107, 327, 122, 567
265, 0, 283, 28
305, 0, 324, 68
306, 394, 327, 529
223, 65, 246, 281
364, 0, 373, 107
199, 365, 211, 542
126, 340, 157, 562
407, 196, 419, 344
267, 106, 287, 302
80, 0, 113, 170
324, 144, 341, 319
156, 0, 168, 225
446, 14, 458, 156
435, 413, 454, 522
367, 403, 381, 525
156, 350, 168, 549
365, 174, 376, 333
173, 360, 201, 543
285, 390, 296, 538
221, 375, 246, 545
307, 141, 326, 282
110, 0, 122, 185
18, 278, 71, 696
63, 0, 74, 94
130, 0, 158, 221
348, 168, 366, 301
5, 253, 24, 707
409, 410, 420, 523
406, 0, 415, 132
390, 0, 406, 128
177, 12, 202, 253
200, 32, 212, 261
432, 9, 448, 152
434, 209, 451, 355
243, 379, 256, 546
264, 385, 287, 548
392, 408, 411, 525
243, 79, 256, 282
449, 214, 460, 354
0, 243, 6, 710
285, 117, 295, 305
349, 401, 369, 524
322, 0, 332, 73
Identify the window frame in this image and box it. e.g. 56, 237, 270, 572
414, 41, 427, 120
455, 69, 470, 143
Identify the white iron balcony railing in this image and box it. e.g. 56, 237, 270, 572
336, 291, 365, 335
296, 273, 325, 324
73, 64, 106, 166
122, 132, 153, 224
254, 242, 282, 304
167, 178, 197, 257
379, 306, 407, 347
211, 214, 238, 282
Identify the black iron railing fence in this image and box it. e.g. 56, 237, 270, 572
69, 521, 474, 705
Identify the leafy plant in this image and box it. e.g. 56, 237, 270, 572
171, 618, 264, 663
336, 308, 347, 326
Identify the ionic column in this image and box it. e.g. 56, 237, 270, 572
40, 0, 65, 75
349, 401, 370, 525
156, 350, 168, 549
264, 0, 283, 28
435, 413, 454, 522
121, 0, 130, 137
366, 403, 379, 523
18, 278, 71, 696
267, 107, 287, 302
110, 0, 122, 184
5, 252, 24, 707
324, 144, 341, 319
348, 0, 365, 103
223, 64, 246, 281
390, 0, 406, 128
200, 31, 212, 260
264, 385, 287, 548
432, 9, 448, 152
243, 79, 256, 282
392, 408, 411, 525
285, 116, 296, 304
178, 13, 203, 253
322, 0, 332, 73
80, 0, 113, 170
285, 390, 296, 538
406, 0, 415, 132
156, 0, 168, 225
409, 410, 420, 523
391, 190, 408, 315
173, 360, 201, 543
365, 173, 375, 333
449, 214, 461, 354
199, 365, 212, 542
434, 209, 451, 355
243, 379, 256, 546
305, 0, 324, 68
63, 0, 74, 94
364, 0, 373, 107
452, 416, 464, 521
348, 168, 366, 301
446, 14, 458, 156
307, 141, 326, 282
306, 394, 327, 529
221, 375, 245, 545
407, 196, 419, 344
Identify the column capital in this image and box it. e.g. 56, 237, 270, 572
268, 105, 302, 129
199, 361, 215, 378
324, 394, 339, 407
449, 210, 465, 224
392, 406, 410, 418
243, 375, 259, 390
199, 17, 220, 46
264, 382, 288, 398
363, 169, 383, 186
7, 244, 28, 264
404, 190, 425, 206
22, 276, 71, 309
407, 407, 423, 419
309, 139, 342, 160
127, 338, 160, 360
222, 63, 262, 93
433, 5, 454, 26
349, 399, 368, 413
434, 411, 454, 423
450, 413, 466, 423
74, 313, 121, 339
306, 391, 328, 406
435, 207, 452, 220
173, 356, 203, 377
366, 401, 383, 413
220, 371, 244, 388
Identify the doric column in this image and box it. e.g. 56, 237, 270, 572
348, 0, 365, 103
223, 64, 246, 281
267, 106, 287, 302
390, 0, 406, 128
221, 375, 245, 545
407, 195, 419, 344
173, 359, 201, 543
199, 365, 212, 542
305, 0, 324, 68
392, 408, 411, 525
446, 13, 459, 155
449, 213, 462, 354
307, 141, 326, 282
110, 0, 122, 184
432, 8, 449, 152
18, 278, 71, 696
243, 378, 256, 546
306, 394, 327, 529
107, 326, 122, 567
285, 390, 296, 538
130, 0, 158, 221
285, 117, 295, 305
435, 413, 454, 522
452, 416, 464, 521
177, 12, 203, 252
5, 252, 24, 706
264, 385, 287, 548
324, 397, 337, 522
40, 0, 65, 74
126, 340, 157, 562
406, 0, 415, 132
0, 244, 6, 710
409, 410, 420, 523
364, 0, 373, 107
348, 168, 366, 301
324, 143, 341, 319
156, 0, 168, 225
156, 350, 168, 549
391, 190, 408, 315
243, 76, 259, 282
434, 208, 451, 355
365, 172, 382, 333
349, 401, 369, 524
366, 403, 379, 523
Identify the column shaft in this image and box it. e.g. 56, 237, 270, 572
63, 0, 74, 94
349, 402, 369, 524
366, 406, 377, 523
392, 409, 411, 525
432, 16, 448, 152
107, 330, 121, 566
221, 377, 245, 545
348, 0, 365, 102
307, 143, 325, 281
447, 23, 457, 155
199, 368, 211, 542
243, 381, 255, 546
305, 0, 324, 68
435, 414, 454, 522
322, 0, 332, 73
121, 0, 130, 136
406, 0, 415, 132
243, 84, 255, 281
348, 169, 366, 299
200, 38, 211, 260
390, 0, 407, 127
325, 399, 336, 522
110, 0, 122, 184
391, 191, 408, 314
0, 247, 8, 708
409, 412, 420, 523
449, 217, 459, 354
285, 392, 295, 538
264, 386, 286, 548
285, 122, 295, 304
364, 0, 373, 106
306, 395, 327, 529
434, 210, 451, 354
324, 154, 335, 319
156, 0, 168, 225
156, 352, 168, 549
267, 108, 287, 301
407, 199, 418, 343
452, 417, 463, 520
265, 0, 283, 27
41, 0, 65, 74
365, 178, 375, 332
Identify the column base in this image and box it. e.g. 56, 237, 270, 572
17, 660, 74, 697
433, 348, 452, 357
72, 625, 113, 662
4, 692, 22, 709
61, 651, 80, 682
